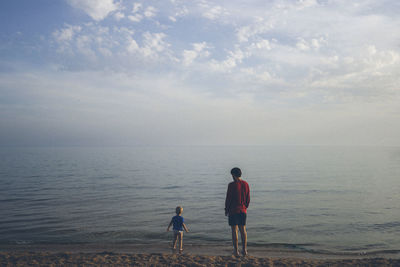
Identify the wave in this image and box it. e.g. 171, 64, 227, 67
2, 239, 399, 257
161, 186, 182, 189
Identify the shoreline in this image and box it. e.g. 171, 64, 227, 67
1, 243, 399, 260
1, 244, 400, 266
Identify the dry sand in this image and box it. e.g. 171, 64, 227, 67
1, 244, 399, 266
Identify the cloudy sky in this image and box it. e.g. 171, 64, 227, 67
1, 0, 399, 146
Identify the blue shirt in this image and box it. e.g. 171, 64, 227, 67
172, 215, 184, 231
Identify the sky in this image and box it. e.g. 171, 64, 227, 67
0, 0, 399, 146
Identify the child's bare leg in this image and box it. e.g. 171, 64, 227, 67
172, 233, 178, 249
239, 225, 248, 256
179, 232, 183, 252
231, 225, 239, 256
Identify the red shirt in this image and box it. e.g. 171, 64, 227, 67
225, 179, 250, 215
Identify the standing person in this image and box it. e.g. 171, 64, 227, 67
225, 167, 250, 257
167, 206, 189, 253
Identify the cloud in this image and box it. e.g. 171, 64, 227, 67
296, 38, 310, 51
310, 45, 400, 96
53, 25, 82, 43
209, 48, 245, 71
51, 22, 176, 69
128, 14, 143, 22
114, 12, 125, 21
296, 0, 318, 9
66, 0, 118, 21
141, 32, 169, 58
7, 0, 400, 146
115, 29, 172, 61
53, 24, 111, 57
127, 3, 156, 22
236, 18, 275, 43
202, 5, 224, 20
182, 42, 211, 65
132, 2, 142, 13
169, 6, 189, 22
144, 6, 157, 18
251, 39, 272, 50
52, 0, 400, 93
127, 38, 140, 53
2, 68, 400, 146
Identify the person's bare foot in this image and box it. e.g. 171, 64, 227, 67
242, 249, 248, 257
233, 250, 240, 257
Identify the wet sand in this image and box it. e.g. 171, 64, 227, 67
1, 244, 399, 266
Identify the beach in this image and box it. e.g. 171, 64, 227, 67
2, 252, 400, 267
1, 244, 400, 266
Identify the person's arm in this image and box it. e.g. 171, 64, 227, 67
245, 183, 250, 208
225, 184, 232, 216
183, 223, 189, 233
167, 219, 173, 231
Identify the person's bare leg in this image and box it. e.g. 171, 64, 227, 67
239, 225, 248, 256
179, 232, 183, 253
172, 233, 178, 250
231, 225, 239, 256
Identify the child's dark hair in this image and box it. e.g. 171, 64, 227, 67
176, 206, 183, 215
231, 167, 242, 178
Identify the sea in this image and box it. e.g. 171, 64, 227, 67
0, 146, 399, 255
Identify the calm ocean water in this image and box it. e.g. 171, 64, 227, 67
0, 146, 399, 254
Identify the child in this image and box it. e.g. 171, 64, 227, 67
167, 206, 189, 253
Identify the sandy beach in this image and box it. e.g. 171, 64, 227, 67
1, 244, 399, 266
1, 251, 400, 266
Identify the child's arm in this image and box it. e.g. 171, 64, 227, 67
183, 223, 189, 233
167, 220, 173, 232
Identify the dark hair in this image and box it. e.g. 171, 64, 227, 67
176, 206, 182, 215
231, 167, 242, 178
